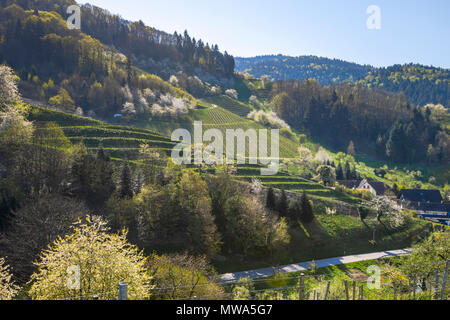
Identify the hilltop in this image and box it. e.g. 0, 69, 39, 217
236, 55, 450, 108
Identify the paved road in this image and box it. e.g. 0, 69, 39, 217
219, 248, 413, 282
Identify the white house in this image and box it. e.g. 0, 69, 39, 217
357, 179, 386, 197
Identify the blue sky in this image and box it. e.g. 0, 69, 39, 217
80, 0, 450, 68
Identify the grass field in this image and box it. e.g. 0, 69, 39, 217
215, 211, 434, 273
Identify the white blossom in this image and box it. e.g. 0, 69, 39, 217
247, 110, 291, 130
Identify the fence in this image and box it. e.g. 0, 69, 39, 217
61, 259, 449, 301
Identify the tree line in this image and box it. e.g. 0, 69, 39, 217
0, 68, 291, 285
271, 79, 450, 165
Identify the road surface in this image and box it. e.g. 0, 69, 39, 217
219, 248, 412, 282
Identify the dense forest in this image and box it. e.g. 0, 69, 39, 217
358, 64, 450, 108
236, 55, 449, 108
0, 2, 234, 120
270, 79, 450, 165
0, 67, 291, 284
1, 0, 235, 79
236, 55, 372, 85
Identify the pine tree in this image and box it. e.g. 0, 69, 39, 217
300, 192, 314, 223
266, 187, 276, 210
288, 200, 302, 223
90, 147, 116, 204
119, 163, 133, 198
126, 55, 133, 85
344, 161, 351, 180
277, 189, 288, 217
336, 163, 344, 180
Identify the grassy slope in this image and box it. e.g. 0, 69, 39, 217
239, 76, 450, 190
26, 104, 439, 276
28, 105, 177, 161
216, 212, 434, 273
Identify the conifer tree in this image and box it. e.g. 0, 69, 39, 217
266, 187, 276, 210
277, 189, 288, 217
300, 192, 314, 223
336, 163, 344, 180
119, 163, 133, 198
288, 200, 302, 223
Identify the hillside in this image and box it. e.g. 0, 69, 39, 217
236, 55, 450, 108
0, 1, 449, 303
22, 104, 436, 277
236, 55, 372, 85
358, 64, 450, 108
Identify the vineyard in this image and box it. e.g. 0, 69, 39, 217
202, 95, 253, 117
27, 104, 364, 206
28, 105, 177, 161
193, 104, 299, 159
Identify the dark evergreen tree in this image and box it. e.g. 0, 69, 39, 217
92, 147, 115, 205
336, 163, 344, 180
344, 161, 351, 180
266, 187, 276, 210
288, 200, 302, 223
277, 189, 288, 217
299, 192, 314, 223
119, 163, 133, 198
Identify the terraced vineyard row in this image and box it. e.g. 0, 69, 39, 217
193, 105, 299, 159
234, 172, 362, 204
202, 95, 253, 117
26, 105, 360, 205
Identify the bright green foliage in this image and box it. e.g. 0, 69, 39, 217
29, 215, 152, 300
0, 257, 18, 300
148, 253, 223, 300
399, 232, 450, 279
316, 165, 336, 187
48, 88, 75, 111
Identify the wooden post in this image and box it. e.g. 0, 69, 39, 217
393, 282, 397, 300
359, 285, 364, 300
299, 274, 305, 300
352, 281, 356, 300
118, 282, 128, 300
344, 280, 349, 300
440, 260, 450, 301
408, 278, 412, 300
324, 281, 330, 300
433, 268, 440, 300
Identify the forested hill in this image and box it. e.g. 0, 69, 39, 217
358, 64, 450, 108
0, 1, 235, 119
236, 55, 372, 85
0, 0, 235, 79
236, 55, 450, 108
